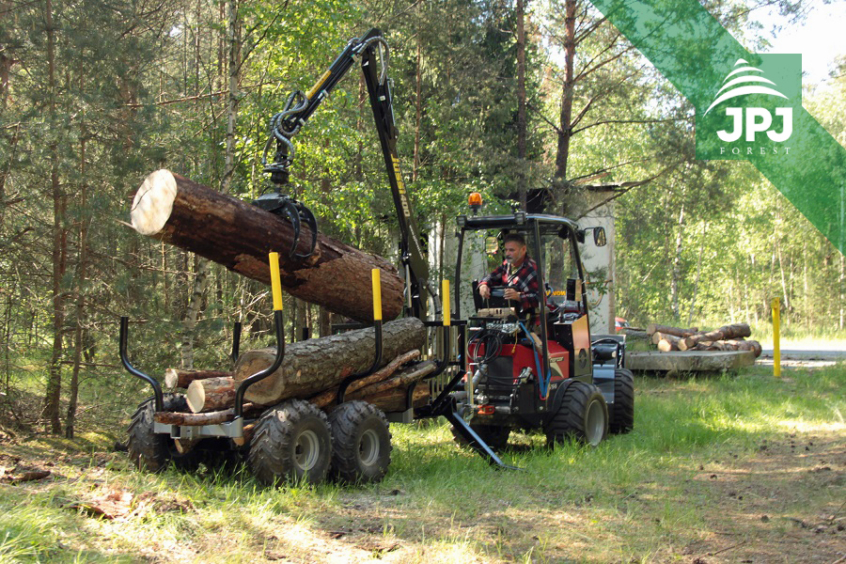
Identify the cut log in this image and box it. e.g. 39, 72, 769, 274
679, 324, 752, 351
130, 169, 404, 322
310, 349, 421, 409
655, 333, 680, 352
646, 324, 699, 338
186, 377, 236, 413
351, 360, 437, 399
358, 385, 430, 413
233, 317, 426, 406
165, 368, 232, 390
153, 404, 257, 426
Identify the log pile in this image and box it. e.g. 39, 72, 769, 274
155, 318, 434, 426
643, 323, 762, 357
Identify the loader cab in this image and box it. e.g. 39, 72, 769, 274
453, 211, 601, 429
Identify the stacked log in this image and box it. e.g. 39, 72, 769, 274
644, 323, 762, 357
153, 318, 431, 424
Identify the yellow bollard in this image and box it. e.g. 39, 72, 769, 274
269, 252, 284, 311
442, 279, 451, 326
772, 297, 781, 377
372, 269, 382, 321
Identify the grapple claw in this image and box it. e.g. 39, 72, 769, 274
252, 191, 318, 259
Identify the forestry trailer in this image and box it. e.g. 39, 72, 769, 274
120, 29, 634, 485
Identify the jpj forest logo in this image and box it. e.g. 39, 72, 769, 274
697, 54, 802, 160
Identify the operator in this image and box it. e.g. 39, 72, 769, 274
478, 233, 540, 311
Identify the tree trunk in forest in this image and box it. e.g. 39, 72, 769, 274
180, 257, 209, 369
413, 37, 422, 183
678, 323, 752, 350
555, 0, 577, 187
687, 221, 706, 327
671, 193, 685, 321
66, 122, 90, 439
232, 317, 426, 406
222, 0, 239, 194
516, 0, 528, 211
43, 0, 66, 435
130, 170, 405, 322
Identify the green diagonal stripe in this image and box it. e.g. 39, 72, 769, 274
589, 0, 846, 255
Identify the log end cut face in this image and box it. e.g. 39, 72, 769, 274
131, 169, 178, 236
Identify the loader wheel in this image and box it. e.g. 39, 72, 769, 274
609, 368, 635, 434
451, 423, 511, 451
329, 401, 392, 484
248, 400, 332, 486
545, 381, 608, 448
127, 395, 203, 472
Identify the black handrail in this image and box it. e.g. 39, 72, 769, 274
119, 317, 164, 412
336, 320, 383, 404
234, 310, 285, 418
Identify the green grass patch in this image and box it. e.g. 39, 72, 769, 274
1, 364, 844, 563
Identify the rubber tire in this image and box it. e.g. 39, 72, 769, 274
545, 381, 609, 448
329, 401, 392, 484
127, 395, 203, 472
451, 423, 511, 451
248, 399, 333, 486
609, 368, 635, 434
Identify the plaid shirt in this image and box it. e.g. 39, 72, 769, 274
479, 257, 540, 311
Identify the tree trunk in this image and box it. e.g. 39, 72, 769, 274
130, 170, 404, 322
233, 317, 425, 406
186, 376, 236, 413
555, 0, 577, 186
516, 0, 528, 211
180, 256, 209, 369
350, 360, 435, 399
43, 0, 65, 435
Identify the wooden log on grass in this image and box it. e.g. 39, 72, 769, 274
130, 169, 404, 322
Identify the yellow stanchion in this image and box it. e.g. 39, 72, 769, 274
772, 297, 781, 378
269, 252, 283, 311
442, 280, 451, 326
372, 269, 382, 321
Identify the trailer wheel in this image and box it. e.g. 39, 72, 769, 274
127, 395, 203, 472
248, 400, 332, 486
451, 424, 511, 451
545, 381, 608, 447
609, 368, 635, 434
329, 401, 392, 484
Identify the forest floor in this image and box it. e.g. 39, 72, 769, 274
1, 364, 844, 563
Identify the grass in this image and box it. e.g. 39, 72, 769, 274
1, 363, 845, 563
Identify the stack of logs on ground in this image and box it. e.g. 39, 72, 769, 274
629, 323, 762, 357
